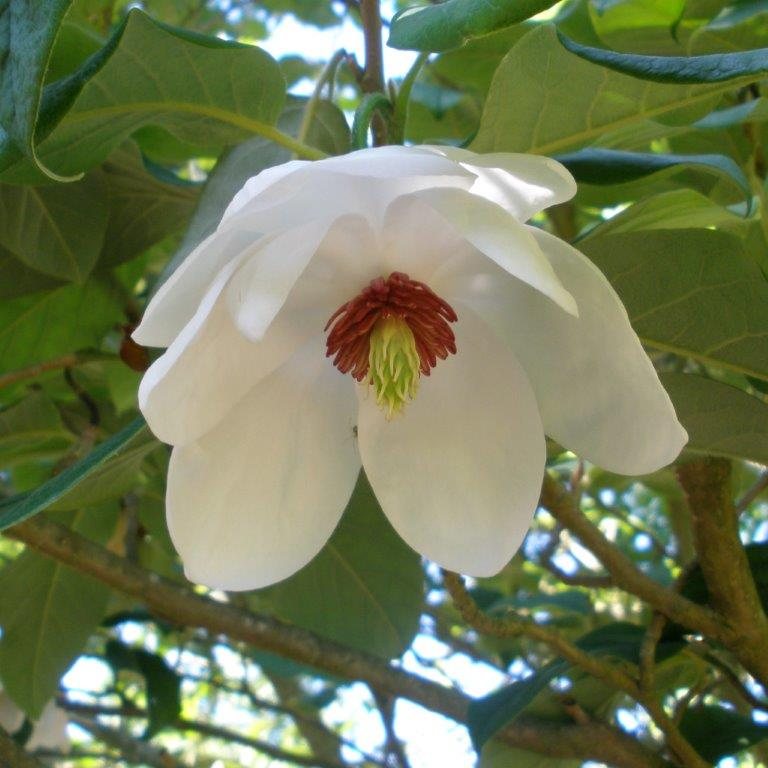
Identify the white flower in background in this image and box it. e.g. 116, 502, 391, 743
0, 692, 68, 751
134, 145, 687, 591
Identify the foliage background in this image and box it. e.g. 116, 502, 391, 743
0, 0, 767, 767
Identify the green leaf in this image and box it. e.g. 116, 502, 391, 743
0, 0, 75, 180
0, 10, 288, 183
588, 0, 686, 54
472, 25, 750, 155
468, 622, 683, 749
579, 229, 768, 382
556, 148, 752, 206
0, 507, 116, 716
105, 641, 181, 737
388, 0, 559, 52
49, 436, 160, 510
583, 190, 748, 237
659, 373, 768, 465
96, 143, 198, 269
258, 473, 423, 659
0, 392, 73, 468
0, 417, 146, 530
0, 174, 109, 281
0, 280, 121, 370
161, 97, 348, 282
0, 246, 62, 299
680, 705, 768, 760
558, 31, 768, 83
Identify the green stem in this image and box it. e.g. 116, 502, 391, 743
392, 52, 429, 144
351, 92, 393, 150
296, 49, 348, 151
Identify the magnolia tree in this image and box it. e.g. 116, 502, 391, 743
0, 1, 767, 767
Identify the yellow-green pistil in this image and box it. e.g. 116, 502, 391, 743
368, 316, 421, 418
325, 272, 459, 417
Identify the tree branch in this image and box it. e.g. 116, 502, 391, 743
0, 726, 44, 768
677, 458, 768, 687
8, 514, 673, 767
541, 475, 723, 639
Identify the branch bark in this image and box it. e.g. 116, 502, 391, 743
541, 475, 723, 639
8, 514, 669, 768
0, 726, 44, 768
677, 458, 768, 686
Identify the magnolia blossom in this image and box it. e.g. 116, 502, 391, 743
134, 146, 687, 591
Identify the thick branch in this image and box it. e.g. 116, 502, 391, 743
9, 515, 668, 768
677, 458, 768, 686
0, 726, 44, 768
359, 0, 387, 145
442, 571, 639, 698
541, 475, 723, 638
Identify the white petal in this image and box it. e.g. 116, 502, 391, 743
139, 216, 379, 446
133, 226, 264, 348
452, 227, 688, 475
357, 307, 545, 577
225, 218, 348, 341
0, 693, 24, 734
427, 146, 577, 221
26, 703, 68, 751
166, 337, 360, 591
135, 149, 474, 347
221, 160, 310, 221
397, 187, 577, 316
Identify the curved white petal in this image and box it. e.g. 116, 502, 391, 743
0, 693, 24, 735
397, 187, 577, 316
139, 216, 377, 446
357, 307, 545, 577
427, 146, 577, 222
222, 159, 310, 221
450, 228, 687, 475
167, 337, 360, 591
381, 194, 479, 283
135, 148, 476, 347
26, 703, 68, 751
133, 225, 265, 348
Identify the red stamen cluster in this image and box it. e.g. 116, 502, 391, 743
325, 272, 458, 381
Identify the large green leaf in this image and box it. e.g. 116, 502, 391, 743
579, 229, 768, 382
258, 473, 423, 659
472, 25, 752, 155
582, 189, 748, 236
556, 148, 751, 204
0, 173, 108, 280
468, 622, 683, 749
0, 10, 286, 183
96, 143, 198, 269
161, 97, 348, 282
558, 31, 768, 83
660, 373, 768, 465
588, 0, 687, 54
0, 0, 74, 179
0, 507, 116, 716
388, 0, 558, 52
0, 246, 62, 299
105, 640, 181, 737
0, 392, 73, 468
0, 280, 121, 370
680, 705, 768, 761
0, 417, 146, 530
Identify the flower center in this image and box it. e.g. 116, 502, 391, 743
325, 272, 457, 416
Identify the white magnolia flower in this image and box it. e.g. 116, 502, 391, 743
134, 145, 687, 591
